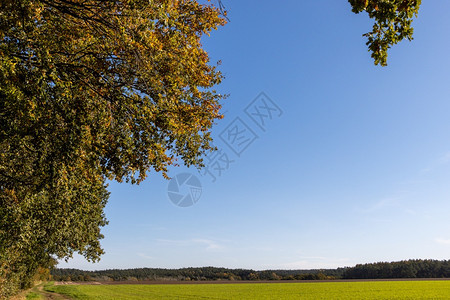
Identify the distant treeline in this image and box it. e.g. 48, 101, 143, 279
342, 259, 450, 279
51, 267, 343, 282
51, 259, 450, 282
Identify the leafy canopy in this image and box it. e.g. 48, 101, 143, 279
0, 0, 225, 297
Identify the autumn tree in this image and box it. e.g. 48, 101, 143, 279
0, 0, 225, 297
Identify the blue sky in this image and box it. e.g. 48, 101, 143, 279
61, 0, 450, 270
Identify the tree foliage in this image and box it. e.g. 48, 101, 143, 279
50, 266, 343, 282
343, 259, 450, 279
349, 0, 421, 66
51, 259, 450, 282
0, 0, 225, 297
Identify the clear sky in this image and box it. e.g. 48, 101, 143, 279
60, 0, 450, 271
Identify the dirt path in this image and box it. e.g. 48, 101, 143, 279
32, 284, 72, 300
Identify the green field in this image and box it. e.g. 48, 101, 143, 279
44, 280, 450, 299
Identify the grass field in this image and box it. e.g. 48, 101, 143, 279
44, 280, 450, 299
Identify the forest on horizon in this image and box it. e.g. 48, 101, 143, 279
51, 259, 450, 282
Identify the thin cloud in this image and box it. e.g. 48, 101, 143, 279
421, 151, 450, 173
435, 238, 450, 245
192, 239, 222, 250
155, 239, 186, 246
156, 238, 224, 251
273, 257, 352, 270
438, 152, 450, 164
137, 253, 154, 260
361, 195, 403, 213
